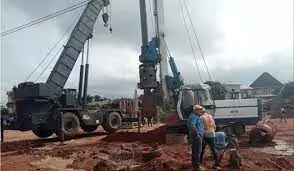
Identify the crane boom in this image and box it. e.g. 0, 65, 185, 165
46, 0, 109, 96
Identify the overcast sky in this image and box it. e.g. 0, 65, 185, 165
1, 0, 293, 104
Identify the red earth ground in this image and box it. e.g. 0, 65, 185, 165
1, 118, 294, 171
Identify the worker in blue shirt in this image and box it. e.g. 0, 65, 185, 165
187, 104, 204, 171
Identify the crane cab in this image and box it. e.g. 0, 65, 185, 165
179, 83, 215, 118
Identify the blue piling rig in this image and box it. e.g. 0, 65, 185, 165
138, 0, 184, 109
137, 0, 160, 117
166, 57, 184, 104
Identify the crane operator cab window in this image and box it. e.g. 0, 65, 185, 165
61, 89, 77, 107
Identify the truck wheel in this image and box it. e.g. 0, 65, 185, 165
56, 112, 80, 139
81, 125, 98, 133
102, 112, 122, 133
233, 123, 245, 138
220, 126, 234, 138
32, 129, 54, 138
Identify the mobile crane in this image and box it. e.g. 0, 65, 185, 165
8, 0, 128, 139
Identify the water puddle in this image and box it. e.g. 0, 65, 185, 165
30, 156, 78, 171
253, 139, 294, 156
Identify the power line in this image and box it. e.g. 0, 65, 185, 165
183, 0, 212, 81
1, 0, 89, 37
2, 0, 88, 36
179, 0, 203, 82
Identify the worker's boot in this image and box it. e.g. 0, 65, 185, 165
213, 164, 221, 170
193, 165, 205, 171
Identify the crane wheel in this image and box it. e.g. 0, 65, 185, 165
102, 111, 122, 133
81, 125, 98, 133
56, 112, 80, 139
32, 129, 54, 138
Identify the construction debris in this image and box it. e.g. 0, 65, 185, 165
142, 147, 163, 161
228, 149, 243, 169
249, 118, 278, 144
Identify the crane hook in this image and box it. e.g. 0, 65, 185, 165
102, 13, 109, 27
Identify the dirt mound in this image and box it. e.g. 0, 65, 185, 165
68, 143, 192, 171
274, 157, 294, 169
136, 159, 190, 171
1, 140, 32, 153
101, 125, 168, 144
162, 112, 179, 124
68, 143, 144, 171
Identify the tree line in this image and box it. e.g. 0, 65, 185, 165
86, 95, 111, 103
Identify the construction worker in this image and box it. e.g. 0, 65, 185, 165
147, 116, 153, 127
187, 105, 204, 171
200, 108, 220, 170
280, 107, 287, 123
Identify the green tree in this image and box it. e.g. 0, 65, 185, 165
94, 95, 102, 102
1, 105, 9, 116
204, 81, 227, 100
279, 82, 294, 99
87, 95, 93, 103
269, 82, 294, 112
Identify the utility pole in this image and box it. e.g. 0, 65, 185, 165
153, 0, 171, 103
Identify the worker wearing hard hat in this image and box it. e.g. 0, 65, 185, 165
200, 108, 220, 170
187, 104, 205, 171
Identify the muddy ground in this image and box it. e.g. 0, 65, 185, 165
1, 118, 294, 171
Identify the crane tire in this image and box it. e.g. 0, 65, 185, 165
32, 129, 54, 138
56, 112, 80, 139
81, 125, 98, 133
102, 111, 122, 133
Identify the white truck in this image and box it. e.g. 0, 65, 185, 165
214, 99, 262, 125
173, 84, 263, 137
213, 98, 262, 136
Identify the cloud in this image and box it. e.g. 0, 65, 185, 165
1, 0, 293, 104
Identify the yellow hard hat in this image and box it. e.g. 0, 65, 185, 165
193, 104, 203, 112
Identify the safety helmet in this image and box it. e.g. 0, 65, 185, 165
193, 104, 203, 112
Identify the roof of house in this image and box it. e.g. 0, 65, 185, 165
240, 85, 253, 90
250, 72, 283, 88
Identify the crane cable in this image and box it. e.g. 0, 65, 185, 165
25, 14, 80, 82
35, 45, 64, 82
148, 0, 155, 36
109, 2, 113, 33
163, 37, 172, 59
33, 14, 82, 82
183, 0, 212, 81
183, 0, 216, 111
178, 0, 203, 82
1, 0, 89, 37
